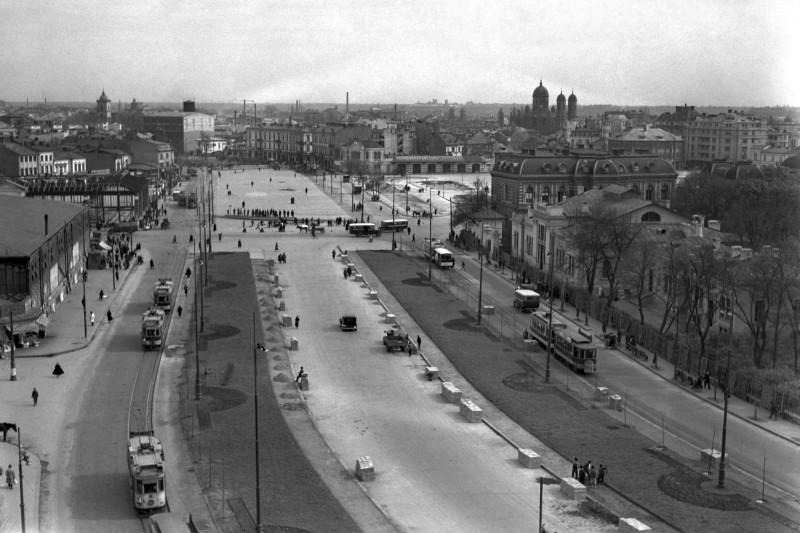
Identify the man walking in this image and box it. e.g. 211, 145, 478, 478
177, 305, 183, 318
295, 316, 300, 328
572, 457, 579, 478
416, 335, 422, 350
31, 387, 39, 406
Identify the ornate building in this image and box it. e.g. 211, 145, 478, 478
96, 90, 111, 122
511, 81, 578, 135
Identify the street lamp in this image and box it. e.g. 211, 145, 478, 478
254, 314, 267, 533
391, 177, 396, 250
428, 184, 433, 282
545, 234, 555, 384
477, 221, 485, 325
193, 237, 200, 401
537, 476, 559, 533
718, 308, 735, 489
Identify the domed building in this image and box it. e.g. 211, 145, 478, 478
567, 91, 578, 120
532, 80, 550, 113
556, 91, 567, 122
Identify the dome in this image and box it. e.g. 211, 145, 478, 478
568, 91, 577, 102
556, 91, 566, 103
782, 155, 800, 169
532, 80, 549, 99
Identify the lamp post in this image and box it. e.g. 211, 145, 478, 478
193, 238, 200, 400
17, 426, 26, 533
545, 234, 555, 384
391, 177, 396, 250
717, 308, 735, 489
253, 314, 267, 533
428, 184, 433, 282
9, 311, 16, 381
82, 268, 87, 338
477, 221, 485, 325
537, 476, 559, 533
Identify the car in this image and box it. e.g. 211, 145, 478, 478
339, 314, 357, 331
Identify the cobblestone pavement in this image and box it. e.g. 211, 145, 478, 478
360, 250, 799, 533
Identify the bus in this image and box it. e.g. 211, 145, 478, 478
348, 222, 377, 236
432, 247, 455, 268
526, 311, 598, 374
380, 219, 409, 231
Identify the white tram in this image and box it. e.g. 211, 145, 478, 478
128, 431, 167, 513
527, 311, 598, 374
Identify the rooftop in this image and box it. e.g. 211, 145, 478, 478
0, 196, 86, 257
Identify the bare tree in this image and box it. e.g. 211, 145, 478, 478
621, 231, 660, 325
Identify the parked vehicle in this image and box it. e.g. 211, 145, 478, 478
513, 288, 540, 312
382, 329, 410, 352
339, 314, 357, 331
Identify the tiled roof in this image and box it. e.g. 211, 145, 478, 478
1, 142, 37, 156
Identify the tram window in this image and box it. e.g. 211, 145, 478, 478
136, 480, 144, 493
159, 480, 164, 491
144, 481, 158, 494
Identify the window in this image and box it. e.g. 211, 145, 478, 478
525, 235, 533, 256
640, 211, 661, 222
645, 185, 654, 201
538, 224, 546, 242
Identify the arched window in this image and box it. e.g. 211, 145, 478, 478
557, 186, 566, 202
640, 211, 661, 222
645, 184, 654, 201
631, 184, 640, 193
541, 185, 550, 204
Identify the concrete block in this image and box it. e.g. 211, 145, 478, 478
700, 448, 728, 466
369, 290, 378, 299
354, 273, 363, 282
425, 366, 439, 381
385, 313, 396, 324
298, 376, 309, 391
282, 314, 293, 327
608, 394, 623, 411
482, 305, 495, 315
517, 448, 541, 468
273, 274, 279, 284
618, 517, 652, 532
560, 477, 587, 500
355, 456, 375, 481
339, 253, 348, 262
459, 398, 483, 423
290, 337, 298, 350
441, 381, 462, 403
594, 386, 609, 401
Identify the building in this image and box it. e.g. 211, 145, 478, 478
96, 90, 112, 123
52, 151, 87, 176
114, 139, 174, 169
0, 196, 89, 338
491, 150, 677, 217
82, 148, 131, 174
0, 142, 38, 177
608, 126, 683, 167
198, 137, 228, 154
142, 111, 215, 154
682, 111, 767, 167
0, 120, 15, 141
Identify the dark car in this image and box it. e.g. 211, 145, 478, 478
339, 314, 357, 331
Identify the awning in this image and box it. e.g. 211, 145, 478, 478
98, 241, 112, 251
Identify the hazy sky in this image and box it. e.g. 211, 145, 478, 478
2, 0, 797, 107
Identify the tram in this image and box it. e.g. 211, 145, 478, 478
128, 431, 167, 513
526, 311, 598, 374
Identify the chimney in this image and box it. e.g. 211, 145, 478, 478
44, 214, 49, 235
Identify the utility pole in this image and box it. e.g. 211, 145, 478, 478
17, 426, 25, 533
428, 184, 432, 282
545, 234, 555, 383
717, 307, 735, 488
477, 221, 485, 325
9, 311, 16, 380
253, 314, 266, 533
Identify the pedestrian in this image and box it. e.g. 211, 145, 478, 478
598, 464, 607, 484
186, 266, 192, 278
275, 242, 279, 251
184, 283, 189, 296
177, 305, 183, 318
237, 239, 242, 249
52, 362, 64, 377
5, 465, 15, 489
588, 465, 597, 487
407, 344, 413, 357
295, 316, 300, 328
407, 227, 411, 235
769, 400, 777, 420
90, 311, 95, 327
417, 218, 421, 226
149, 259, 154, 269
99, 289, 104, 300
31, 387, 38, 406
219, 233, 222, 241
295, 366, 306, 382
332, 249, 336, 260
572, 457, 579, 478
107, 309, 113, 322
461, 261, 466, 270
704, 371, 711, 389
417, 335, 422, 350
412, 234, 415, 242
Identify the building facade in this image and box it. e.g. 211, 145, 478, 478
682, 111, 767, 166
142, 112, 215, 154
0, 142, 38, 177
607, 126, 683, 167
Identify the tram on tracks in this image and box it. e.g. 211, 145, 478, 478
128, 431, 167, 513
526, 311, 598, 374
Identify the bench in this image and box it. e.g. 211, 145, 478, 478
425, 366, 439, 380
459, 398, 483, 423
441, 381, 462, 403
517, 448, 541, 468
560, 477, 587, 500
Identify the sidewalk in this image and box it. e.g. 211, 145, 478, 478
0, 442, 39, 533
451, 244, 800, 448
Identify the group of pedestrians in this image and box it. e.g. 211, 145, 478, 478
571, 457, 607, 487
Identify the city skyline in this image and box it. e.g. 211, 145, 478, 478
2, 0, 798, 108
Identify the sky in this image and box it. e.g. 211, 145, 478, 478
1, 0, 798, 107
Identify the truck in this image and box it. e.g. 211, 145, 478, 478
513, 288, 541, 313
382, 328, 412, 352
153, 278, 175, 312
141, 308, 166, 349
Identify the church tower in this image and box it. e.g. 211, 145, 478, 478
96, 89, 111, 121
567, 90, 578, 120
556, 90, 566, 122
532, 80, 549, 113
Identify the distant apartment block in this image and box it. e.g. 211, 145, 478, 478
143, 111, 215, 154
682, 111, 766, 166
608, 126, 682, 167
